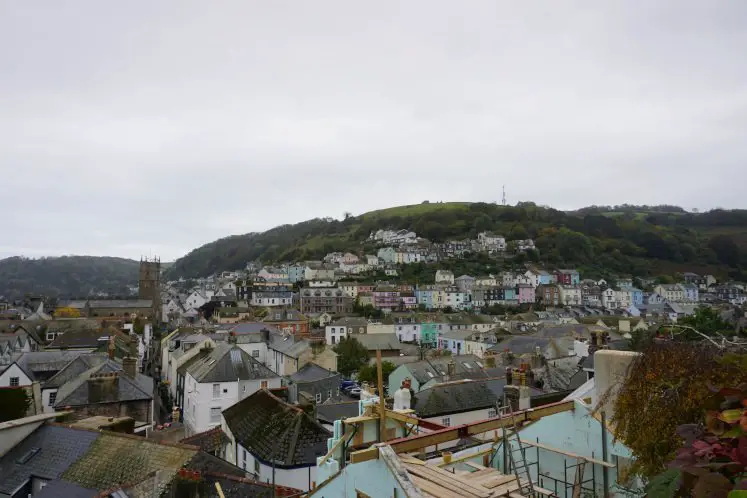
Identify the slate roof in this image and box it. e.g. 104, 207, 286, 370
268, 333, 311, 358
351, 333, 401, 351
226, 322, 280, 335
35, 480, 97, 498
61, 430, 197, 490
329, 316, 369, 327
46, 327, 113, 349
180, 427, 228, 454
222, 389, 332, 468
186, 343, 278, 383
54, 359, 153, 408
87, 299, 153, 308
401, 355, 486, 384
40, 353, 108, 388
289, 362, 338, 383
316, 401, 360, 424
0, 424, 100, 495
414, 380, 499, 418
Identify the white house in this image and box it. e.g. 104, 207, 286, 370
185, 290, 208, 310
601, 288, 618, 309
162, 333, 217, 399
615, 288, 633, 309
435, 270, 455, 285
222, 389, 332, 491
0, 362, 33, 388
183, 343, 281, 436
477, 232, 506, 252
558, 286, 582, 306
325, 317, 368, 345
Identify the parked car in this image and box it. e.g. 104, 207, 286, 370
348, 387, 362, 399
340, 380, 357, 390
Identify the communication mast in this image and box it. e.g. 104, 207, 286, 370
501, 185, 507, 206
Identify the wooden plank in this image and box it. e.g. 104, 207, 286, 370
390, 401, 576, 454
436, 448, 494, 468
480, 474, 516, 489
464, 461, 488, 470
350, 447, 379, 463
406, 465, 490, 498
519, 439, 616, 468
318, 431, 353, 466
409, 474, 463, 498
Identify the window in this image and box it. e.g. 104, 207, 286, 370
9, 377, 19, 387
261, 380, 268, 389
210, 407, 221, 423
331, 336, 336, 344
212, 384, 220, 399
488, 409, 497, 418
442, 417, 451, 426
48, 391, 57, 406
254, 458, 260, 474
316, 392, 322, 403
252, 349, 259, 357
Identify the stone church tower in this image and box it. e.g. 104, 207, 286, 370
138, 257, 161, 322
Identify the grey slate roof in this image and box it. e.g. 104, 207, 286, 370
39, 353, 108, 388
87, 299, 153, 308
414, 380, 499, 418
54, 359, 153, 408
268, 333, 310, 358
35, 480, 98, 498
351, 333, 401, 351
0, 424, 100, 494
402, 355, 486, 384
223, 389, 331, 468
185, 343, 278, 383
47, 327, 112, 349
289, 363, 337, 383
316, 401, 360, 424
226, 322, 279, 335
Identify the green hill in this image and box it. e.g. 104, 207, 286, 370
166, 202, 747, 281
0, 256, 140, 301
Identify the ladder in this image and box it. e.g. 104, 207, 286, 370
502, 410, 535, 496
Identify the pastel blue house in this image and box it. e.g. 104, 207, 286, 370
630, 287, 644, 306
288, 265, 306, 283
494, 399, 643, 496
415, 288, 435, 309
681, 283, 699, 302
537, 270, 554, 286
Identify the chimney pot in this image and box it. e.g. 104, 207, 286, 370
123, 357, 138, 378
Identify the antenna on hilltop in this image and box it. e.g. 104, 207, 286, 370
501, 185, 507, 206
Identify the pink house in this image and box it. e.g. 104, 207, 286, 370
517, 284, 535, 304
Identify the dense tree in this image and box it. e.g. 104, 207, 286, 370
159, 203, 747, 279
333, 337, 370, 377
356, 361, 397, 387
0, 256, 139, 300
0, 389, 31, 422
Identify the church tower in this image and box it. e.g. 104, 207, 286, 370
138, 257, 161, 320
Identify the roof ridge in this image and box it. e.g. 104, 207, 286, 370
49, 422, 201, 450
283, 411, 304, 466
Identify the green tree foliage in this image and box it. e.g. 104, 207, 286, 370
0, 388, 31, 422
356, 361, 397, 387
333, 336, 370, 377
164, 203, 747, 279
680, 306, 734, 336
611, 342, 746, 478
0, 256, 140, 300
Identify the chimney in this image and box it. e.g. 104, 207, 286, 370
447, 361, 456, 377
518, 384, 531, 410
505, 367, 513, 385
88, 372, 119, 403
123, 356, 138, 378
108, 336, 115, 360
260, 328, 270, 343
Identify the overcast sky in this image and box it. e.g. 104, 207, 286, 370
2, 1, 746, 261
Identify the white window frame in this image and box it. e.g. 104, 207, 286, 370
212, 383, 220, 399
9, 377, 19, 387
442, 417, 451, 427
48, 391, 57, 406
209, 407, 221, 423
315, 392, 322, 403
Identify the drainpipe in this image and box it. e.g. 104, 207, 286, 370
601, 411, 610, 497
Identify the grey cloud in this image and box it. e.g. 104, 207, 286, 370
2, 0, 746, 260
